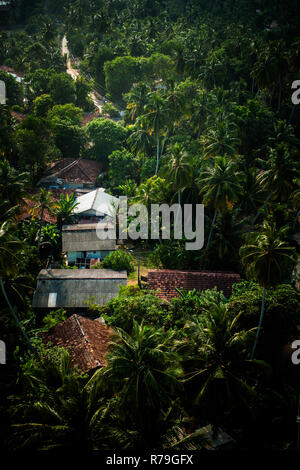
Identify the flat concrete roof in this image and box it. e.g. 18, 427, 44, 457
37, 269, 127, 280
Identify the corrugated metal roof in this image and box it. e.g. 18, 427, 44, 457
73, 189, 118, 217
37, 268, 127, 280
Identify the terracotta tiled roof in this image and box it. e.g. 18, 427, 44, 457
0, 65, 24, 77
81, 112, 101, 126
11, 111, 26, 122
147, 270, 241, 300
42, 314, 113, 373
39, 158, 102, 186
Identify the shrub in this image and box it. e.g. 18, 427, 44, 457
42, 308, 67, 330
102, 103, 120, 118
94, 250, 135, 274
95, 286, 169, 331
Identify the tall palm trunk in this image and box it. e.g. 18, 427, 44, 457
160, 128, 169, 161
206, 210, 217, 250
155, 134, 160, 175
293, 209, 300, 231
251, 287, 266, 359
249, 192, 273, 232
0, 277, 34, 351
289, 104, 296, 124
37, 208, 44, 250
277, 79, 282, 113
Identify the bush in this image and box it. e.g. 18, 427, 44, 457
102, 103, 120, 118
93, 250, 135, 274
95, 286, 168, 332
42, 308, 67, 330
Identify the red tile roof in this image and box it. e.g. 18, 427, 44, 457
42, 314, 112, 373
40, 158, 102, 186
147, 270, 241, 300
0, 65, 24, 77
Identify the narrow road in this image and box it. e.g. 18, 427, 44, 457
62, 35, 104, 113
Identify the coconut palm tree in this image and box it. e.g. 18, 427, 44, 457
0, 220, 32, 349
164, 143, 193, 206
90, 321, 182, 449
249, 144, 300, 232
9, 347, 111, 451
54, 193, 78, 234
29, 189, 55, 250
125, 82, 151, 121
179, 302, 268, 430
0, 160, 29, 211
198, 156, 243, 253
240, 222, 298, 359
140, 93, 170, 175
200, 118, 240, 159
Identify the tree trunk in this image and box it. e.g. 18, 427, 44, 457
289, 104, 296, 124
160, 128, 169, 160
277, 79, 282, 113
155, 134, 160, 175
37, 208, 44, 250
206, 210, 217, 250
248, 192, 273, 232
251, 287, 266, 359
293, 209, 300, 231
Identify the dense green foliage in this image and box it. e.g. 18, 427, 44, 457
1, 0, 300, 453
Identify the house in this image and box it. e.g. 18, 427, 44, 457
42, 314, 112, 373
73, 188, 118, 224
37, 158, 102, 190
147, 270, 241, 300
32, 268, 127, 314
62, 222, 116, 268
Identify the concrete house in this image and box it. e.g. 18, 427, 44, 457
32, 269, 127, 314
62, 222, 116, 268
73, 188, 118, 224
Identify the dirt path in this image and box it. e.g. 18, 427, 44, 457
62, 35, 104, 113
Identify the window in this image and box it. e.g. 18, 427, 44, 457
48, 292, 57, 308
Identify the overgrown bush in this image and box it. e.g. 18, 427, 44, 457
93, 250, 135, 274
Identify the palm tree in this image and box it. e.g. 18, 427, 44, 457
200, 118, 240, 159
91, 321, 182, 449
29, 189, 55, 250
179, 302, 268, 429
198, 156, 243, 253
125, 83, 151, 121
9, 347, 110, 451
127, 124, 154, 158
0, 160, 29, 211
240, 222, 298, 359
141, 92, 169, 175
249, 144, 300, 231
164, 143, 193, 206
54, 193, 78, 234
0, 221, 32, 349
